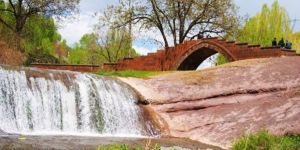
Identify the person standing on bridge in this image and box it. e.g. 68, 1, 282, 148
285, 40, 292, 49
278, 38, 285, 48
197, 33, 204, 39
272, 38, 277, 47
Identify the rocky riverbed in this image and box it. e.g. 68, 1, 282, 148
121, 56, 300, 149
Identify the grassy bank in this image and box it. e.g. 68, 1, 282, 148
233, 130, 300, 150
96, 70, 172, 78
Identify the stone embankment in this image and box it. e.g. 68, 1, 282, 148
121, 56, 300, 149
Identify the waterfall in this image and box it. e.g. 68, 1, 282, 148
0, 65, 156, 137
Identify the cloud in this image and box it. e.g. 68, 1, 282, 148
56, 0, 118, 46
57, 13, 97, 46
133, 45, 157, 55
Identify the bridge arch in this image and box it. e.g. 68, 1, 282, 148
174, 41, 237, 70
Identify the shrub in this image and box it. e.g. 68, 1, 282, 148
233, 130, 300, 150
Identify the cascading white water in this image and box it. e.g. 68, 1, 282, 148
0, 66, 156, 137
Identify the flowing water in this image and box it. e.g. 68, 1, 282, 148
0, 65, 156, 137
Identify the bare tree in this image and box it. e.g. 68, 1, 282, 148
103, 0, 239, 48
0, 0, 79, 52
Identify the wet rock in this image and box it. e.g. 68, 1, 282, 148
121, 56, 300, 149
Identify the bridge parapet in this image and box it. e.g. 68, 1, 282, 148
32, 38, 299, 72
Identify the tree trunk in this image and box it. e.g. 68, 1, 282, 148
14, 31, 23, 52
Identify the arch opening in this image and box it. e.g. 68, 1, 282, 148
177, 48, 219, 70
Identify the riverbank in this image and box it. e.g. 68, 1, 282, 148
120, 56, 300, 149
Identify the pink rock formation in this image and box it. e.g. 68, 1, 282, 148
120, 56, 300, 149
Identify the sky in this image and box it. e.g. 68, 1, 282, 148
57, 0, 300, 55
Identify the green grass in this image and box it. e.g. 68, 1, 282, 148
96, 70, 172, 78
233, 130, 300, 150
97, 144, 160, 150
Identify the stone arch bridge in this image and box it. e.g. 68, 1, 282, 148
33, 38, 299, 72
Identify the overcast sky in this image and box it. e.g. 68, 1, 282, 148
57, 0, 300, 55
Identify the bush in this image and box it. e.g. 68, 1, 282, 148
233, 130, 300, 150
215, 54, 229, 66
24, 52, 60, 65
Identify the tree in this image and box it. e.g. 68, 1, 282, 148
98, 28, 138, 63
103, 0, 239, 48
0, 12, 70, 64
80, 34, 102, 65
68, 30, 138, 65
0, 0, 79, 52
22, 15, 62, 54
236, 0, 299, 50
68, 33, 102, 65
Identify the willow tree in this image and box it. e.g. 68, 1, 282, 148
237, 0, 299, 50
103, 0, 239, 48
99, 28, 138, 63
0, 0, 79, 52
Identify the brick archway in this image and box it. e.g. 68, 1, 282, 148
173, 41, 237, 70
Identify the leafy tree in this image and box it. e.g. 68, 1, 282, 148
68, 45, 89, 64
0, 0, 72, 64
99, 28, 138, 63
0, 13, 69, 64
0, 0, 79, 51
80, 33, 102, 65
236, 0, 299, 51
102, 0, 239, 48
68, 34, 100, 65
68, 29, 138, 65
22, 16, 61, 54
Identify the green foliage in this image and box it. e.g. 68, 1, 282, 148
68, 46, 89, 64
22, 16, 68, 64
0, 1, 73, 64
68, 29, 138, 65
236, 0, 300, 52
23, 16, 61, 55
100, 28, 138, 63
98, 144, 160, 150
0, 11, 67, 64
215, 54, 229, 66
233, 130, 300, 150
68, 33, 102, 65
96, 70, 170, 78
0, 0, 78, 52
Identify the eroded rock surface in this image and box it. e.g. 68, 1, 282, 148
120, 56, 300, 149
